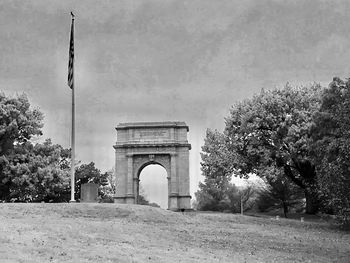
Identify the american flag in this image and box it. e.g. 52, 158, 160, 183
67, 15, 74, 89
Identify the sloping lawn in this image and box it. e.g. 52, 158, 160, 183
0, 203, 349, 262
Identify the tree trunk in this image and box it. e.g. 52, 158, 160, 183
305, 189, 319, 214
283, 202, 289, 218
285, 159, 320, 214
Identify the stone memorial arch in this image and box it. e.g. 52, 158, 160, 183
113, 122, 192, 210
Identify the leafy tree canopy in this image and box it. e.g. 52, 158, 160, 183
0, 93, 43, 155
74, 162, 109, 201
224, 84, 323, 214
200, 129, 232, 202
0, 92, 47, 201
1, 139, 71, 202
257, 166, 304, 218
311, 77, 350, 226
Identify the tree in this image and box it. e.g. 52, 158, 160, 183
224, 84, 323, 214
195, 185, 222, 211
148, 202, 161, 208
196, 129, 232, 211
311, 77, 350, 227
2, 139, 71, 202
100, 168, 116, 194
0, 93, 43, 155
137, 194, 149, 205
74, 162, 108, 201
99, 168, 116, 203
256, 166, 304, 217
0, 92, 44, 200
238, 184, 256, 214
136, 183, 161, 207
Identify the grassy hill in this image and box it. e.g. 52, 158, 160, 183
0, 203, 349, 262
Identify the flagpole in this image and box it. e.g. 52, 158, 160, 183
70, 68, 75, 202
69, 12, 76, 203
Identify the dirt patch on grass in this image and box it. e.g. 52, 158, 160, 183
0, 203, 349, 262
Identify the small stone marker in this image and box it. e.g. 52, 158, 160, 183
80, 183, 99, 203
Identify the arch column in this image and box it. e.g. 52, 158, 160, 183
134, 178, 140, 203
125, 155, 135, 204
169, 153, 179, 210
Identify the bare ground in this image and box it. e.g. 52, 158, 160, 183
0, 203, 349, 263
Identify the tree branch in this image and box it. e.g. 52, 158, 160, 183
283, 164, 305, 189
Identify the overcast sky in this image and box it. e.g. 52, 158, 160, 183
1, 0, 350, 206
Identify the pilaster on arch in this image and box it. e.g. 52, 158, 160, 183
113, 122, 191, 211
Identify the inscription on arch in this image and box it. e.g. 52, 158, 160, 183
137, 130, 168, 138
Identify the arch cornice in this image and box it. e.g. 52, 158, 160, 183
114, 143, 191, 150
125, 152, 177, 157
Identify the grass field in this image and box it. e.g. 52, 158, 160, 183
0, 203, 349, 262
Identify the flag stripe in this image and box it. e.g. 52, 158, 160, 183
68, 18, 74, 89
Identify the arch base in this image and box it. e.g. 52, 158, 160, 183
114, 195, 191, 210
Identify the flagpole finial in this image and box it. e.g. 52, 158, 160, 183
71, 12, 75, 19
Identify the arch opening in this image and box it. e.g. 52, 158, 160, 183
138, 163, 168, 209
